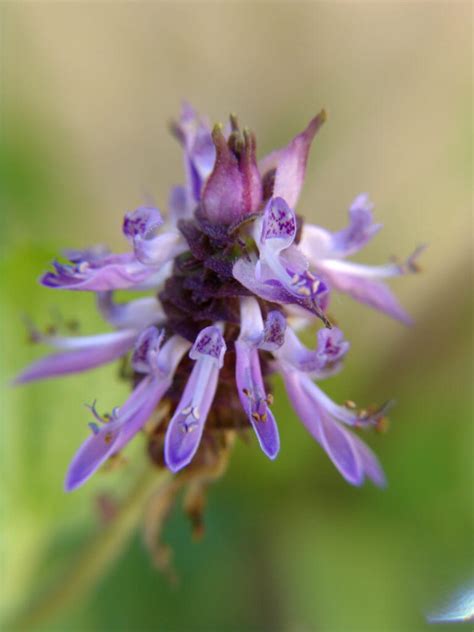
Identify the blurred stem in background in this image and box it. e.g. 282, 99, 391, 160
10, 465, 172, 631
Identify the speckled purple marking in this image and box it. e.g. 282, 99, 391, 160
262, 311, 286, 350
262, 198, 296, 242
193, 327, 225, 360
123, 207, 163, 239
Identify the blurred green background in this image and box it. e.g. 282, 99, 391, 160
1, 3, 472, 631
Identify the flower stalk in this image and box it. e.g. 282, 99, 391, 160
10, 466, 171, 631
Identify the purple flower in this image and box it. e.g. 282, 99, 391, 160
17, 105, 421, 492
65, 328, 190, 490
42, 206, 186, 292
275, 325, 386, 486
15, 328, 139, 384
299, 194, 424, 323
235, 298, 281, 460
283, 367, 387, 486
233, 197, 329, 322
170, 102, 216, 218
164, 326, 226, 472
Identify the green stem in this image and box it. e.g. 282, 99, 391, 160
11, 466, 171, 631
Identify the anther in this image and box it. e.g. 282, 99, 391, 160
344, 400, 357, 409
297, 286, 311, 297
375, 417, 390, 433
180, 421, 199, 434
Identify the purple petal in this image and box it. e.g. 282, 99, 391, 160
350, 434, 387, 487
318, 413, 363, 486
15, 329, 137, 384
315, 327, 350, 369
174, 103, 215, 201
65, 375, 170, 491
260, 197, 297, 252
164, 361, 219, 472
321, 264, 412, 324
299, 224, 335, 261
112, 377, 172, 453
131, 230, 186, 267
190, 325, 226, 367
122, 208, 185, 266
154, 334, 192, 377
122, 206, 164, 241
131, 327, 164, 374
259, 311, 287, 352
278, 326, 349, 375
41, 252, 156, 292
235, 342, 280, 459
283, 370, 378, 486
164, 326, 226, 472
201, 126, 243, 224
331, 194, 381, 257
233, 256, 329, 323
65, 418, 123, 491
239, 296, 265, 344
97, 292, 165, 330
259, 111, 326, 208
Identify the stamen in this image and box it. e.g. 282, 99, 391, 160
85, 400, 108, 424
180, 419, 199, 434
312, 280, 320, 294
296, 286, 311, 297
375, 417, 390, 433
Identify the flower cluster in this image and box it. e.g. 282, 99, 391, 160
18, 104, 421, 493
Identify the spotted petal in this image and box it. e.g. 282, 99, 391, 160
41, 252, 156, 292
164, 326, 226, 472
235, 341, 280, 459
65, 335, 190, 490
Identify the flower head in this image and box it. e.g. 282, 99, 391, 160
18, 105, 422, 506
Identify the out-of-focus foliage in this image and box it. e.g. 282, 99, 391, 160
1, 3, 472, 631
